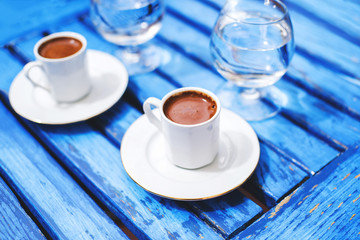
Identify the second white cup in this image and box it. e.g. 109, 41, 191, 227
143, 87, 221, 169
23, 31, 91, 103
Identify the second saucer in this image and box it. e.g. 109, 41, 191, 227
121, 108, 260, 200
9, 50, 128, 124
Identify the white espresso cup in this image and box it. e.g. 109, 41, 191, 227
143, 87, 221, 169
23, 32, 91, 102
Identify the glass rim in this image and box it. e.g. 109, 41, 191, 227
222, 0, 289, 25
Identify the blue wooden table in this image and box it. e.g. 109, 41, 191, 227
0, 0, 359, 239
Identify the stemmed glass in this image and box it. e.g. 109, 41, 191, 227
90, 0, 165, 75
210, 0, 295, 121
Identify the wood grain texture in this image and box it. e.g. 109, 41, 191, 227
10, 0, 345, 212
22, 112, 225, 239
234, 145, 360, 240
92, 86, 264, 238
78, 10, 309, 231
0, 48, 23, 92
8, 20, 228, 239
0, 177, 46, 240
0, 0, 88, 45
164, 0, 359, 170
0, 99, 129, 240
286, 53, 360, 118
283, 0, 360, 45
277, 76, 360, 148
241, 143, 308, 207
1, 0, 359, 239
162, 1, 343, 170
208, 0, 360, 78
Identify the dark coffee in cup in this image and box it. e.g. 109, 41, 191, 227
38, 37, 82, 59
163, 90, 217, 125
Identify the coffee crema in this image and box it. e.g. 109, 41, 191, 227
163, 91, 217, 125
38, 37, 82, 59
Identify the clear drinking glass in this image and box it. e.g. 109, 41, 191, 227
90, 0, 165, 75
210, 0, 295, 121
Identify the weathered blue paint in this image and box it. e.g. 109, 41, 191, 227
0, 48, 23, 92
0, 177, 46, 240
0, 98, 129, 239
0, 0, 359, 239
0, 0, 89, 45
234, 146, 360, 240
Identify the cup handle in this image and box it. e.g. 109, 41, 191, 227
23, 61, 51, 91
143, 97, 162, 131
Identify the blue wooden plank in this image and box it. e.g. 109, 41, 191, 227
160, 13, 212, 66
21, 110, 225, 239
12, 22, 262, 237
168, 0, 360, 147
65, 3, 340, 200
286, 53, 360, 119
167, 0, 360, 118
234, 145, 360, 240
159, 2, 343, 173
0, 177, 46, 240
162, 0, 354, 172
0, 99, 129, 239
242, 143, 308, 207
90, 81, 265, 238
251, 115, 339, 173
0, 48, 23, 92
11, 0, 344, 203
285, 2, 360, 79
5, 29, 227, 237
5, 2, 358, 239
12, 33, 45, 63
91, 101, 143, 147
191, 190, 263, 238
283, 0, 360, 43
277, 75, 360, 148
68, 17, 311, 234
0, 0, 89, 45
171, 0, 360, 121
98, 70, 310, 211
166, 0, 219, 36
199, 0, 360, 80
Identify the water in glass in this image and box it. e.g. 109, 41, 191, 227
211, 12, 294, 88
91, 0, 163, 46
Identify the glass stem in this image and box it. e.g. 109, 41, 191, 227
240, 88, 261, 100
122, 45, 142, 63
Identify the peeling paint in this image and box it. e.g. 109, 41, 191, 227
353, 195, 360, 203
338, 202, 343, 208
328, 222, 335, 230
350, 214, 356, 220
342, 173, 351, 180
309, 203, 319, 213
355, 174, 360, 179
268, 191, 296, 219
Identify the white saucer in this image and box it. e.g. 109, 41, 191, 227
120, 108, 260, 201
9, 50, 128, 124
